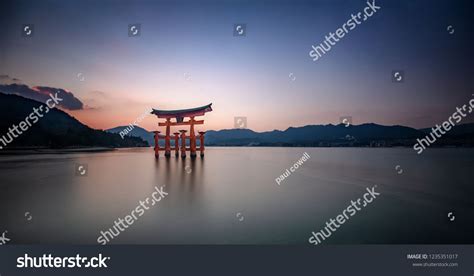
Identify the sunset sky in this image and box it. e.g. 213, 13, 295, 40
0, 0, 472, 132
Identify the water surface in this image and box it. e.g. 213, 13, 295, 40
0, 147, 473, 244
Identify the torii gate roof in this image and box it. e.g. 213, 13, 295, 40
151, 103, 212, 119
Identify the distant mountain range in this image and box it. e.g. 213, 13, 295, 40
0, 93, 148, 149
205, 124, 423, 146
106, 123, 474, 147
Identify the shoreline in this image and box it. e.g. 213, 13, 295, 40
0, 145, 472, 156
0, 147, 117, 155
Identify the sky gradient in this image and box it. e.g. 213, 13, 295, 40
0, 0, 473, 132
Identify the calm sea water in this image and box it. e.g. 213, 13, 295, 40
0, 147, 473, 244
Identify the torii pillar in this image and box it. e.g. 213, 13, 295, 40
198, 131, 206, 157
189, 116, 197, 158
164, 118, 171, 157
173, 132, 180, 157
179, 130, 187, 158
153, 131, 161, 158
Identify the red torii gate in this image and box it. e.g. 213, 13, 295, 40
151, 104, 212, 158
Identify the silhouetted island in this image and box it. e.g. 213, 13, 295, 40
0, 93, 148, 150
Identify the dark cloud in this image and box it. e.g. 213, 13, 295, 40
0, 83, 84, 110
